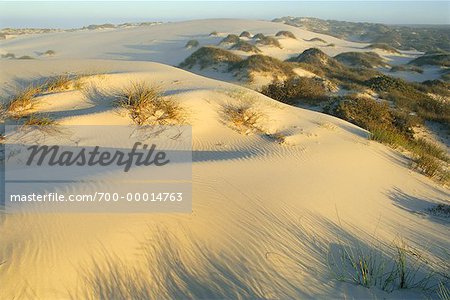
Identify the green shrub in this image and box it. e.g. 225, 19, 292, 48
230, 41, 261, 53
334, 52, 385, 68
179, 47, 242, 70
275, 31, 296, 39
260, 77, 328, 105
365, 43, 400, 54
253, 33, 266, 40
334, 96, 394, 131
44, 50, 56, 56
185, 40, 199, 48
305, 37, 327, 43
219, 34, 240, 45
1, 53, 15, 59
231, 54, 294, 81
390, 65, 424, 74
239, 31, 251, 38
256, 36, 282, 48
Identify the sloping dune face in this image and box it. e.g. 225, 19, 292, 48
0, 20, 449, 299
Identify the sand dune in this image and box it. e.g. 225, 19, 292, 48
0, 19, 449, 299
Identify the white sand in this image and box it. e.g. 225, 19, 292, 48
0, 19, 449, 299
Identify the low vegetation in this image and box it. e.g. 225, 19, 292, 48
220, 97, 264, 134
408, 53, 450, 67
260, 77, 328, 105
288, 48, 337, 67
330, 237, 447, 293
18, 55, 34, 59
230, 41, 261, 53
179, 46, 242, 70
44, 50, 56, 56
287, 48, 377, 91
5, 74, 86, 118
364, 43, 400, 54
185, 40, 199, 48
255, 36, 282, 48
275, 30, 296, 39
115, 82, 185, 125
327, 95, 448, 181
274, 17, 450, 52
6, 84, 43, 117
44, 74, 75, 92
1, 53, 15, 59
390, 65, 424, 74
365, 75, 450, 124
23, 114, 58, 126
209, 31, 219, 36
231, 54, 294, 82
334, 51, 385, 68
219, 34, 240, 45
239, 31, 251, 38
305, 37, 327, 43
252, 33, 266, 40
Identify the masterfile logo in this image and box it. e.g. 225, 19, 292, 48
2, 125, 192, 213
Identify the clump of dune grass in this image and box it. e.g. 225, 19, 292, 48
43, 74, 86, 92
329, 228, 446, 294
115, 82, 185, 125
18, 55, 34, 60
275, 31, 296, 39
209, 31, 219, 36
23, 114, 57, 126
185, 39, 199, 48
221, 97, 264, 134
6, 84, 43, 117
43, 74, 73, 92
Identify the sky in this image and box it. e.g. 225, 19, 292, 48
0, 1, 449, 28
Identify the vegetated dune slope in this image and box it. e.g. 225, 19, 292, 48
0, 20, 448, 299
0, 19, 420, 65
2, 18, 441, 84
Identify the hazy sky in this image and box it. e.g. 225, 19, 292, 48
1, 1, 449, 28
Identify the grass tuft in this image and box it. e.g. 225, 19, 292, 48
220, 94, 264, 134
115, 82, 185, 125
23, 114, 58, 126
6, 85, 43, 117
